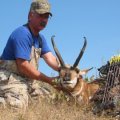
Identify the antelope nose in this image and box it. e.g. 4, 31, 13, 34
64, 74, 70, 81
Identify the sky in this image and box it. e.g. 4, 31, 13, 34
0, 0, 120, 78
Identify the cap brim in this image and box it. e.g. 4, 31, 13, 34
49, 12, 52, 17
35, 10, 52, 16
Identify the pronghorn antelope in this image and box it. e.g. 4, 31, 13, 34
51, 36, 100, 105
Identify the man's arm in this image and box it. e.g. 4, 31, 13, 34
42, 52, 60, 71
16, 58, 55, 85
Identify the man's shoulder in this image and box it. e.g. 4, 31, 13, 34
9, 25, 32, 45
11, 25, 30, 37
39, 33, 46, 42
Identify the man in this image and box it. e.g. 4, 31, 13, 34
0, 0, 60, 109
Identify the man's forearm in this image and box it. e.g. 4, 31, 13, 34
16, 59, 53, 84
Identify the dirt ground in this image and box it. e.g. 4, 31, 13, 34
0, 97, 116, 120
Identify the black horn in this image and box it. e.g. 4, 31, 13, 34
51, 35, 65, 67
73, 37, 87, 68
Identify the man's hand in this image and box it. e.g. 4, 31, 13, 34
52, 77, 62, 88
51, 77, 69, 93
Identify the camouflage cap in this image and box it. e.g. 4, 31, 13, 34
30, 0, 52, 16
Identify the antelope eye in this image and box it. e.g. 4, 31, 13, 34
75, 68, 80, 73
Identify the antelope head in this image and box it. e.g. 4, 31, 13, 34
51, 36, 93, 91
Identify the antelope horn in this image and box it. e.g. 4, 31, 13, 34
51, 35, 65, 67
73, 37, 87, 68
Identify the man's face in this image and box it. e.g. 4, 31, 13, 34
29, 12, 50, 31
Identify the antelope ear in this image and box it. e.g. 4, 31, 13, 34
79, 70, 88, 75
79, 67, 93, 75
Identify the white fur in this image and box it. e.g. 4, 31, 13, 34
71, 81, 84, 97
61, 77, 78, 89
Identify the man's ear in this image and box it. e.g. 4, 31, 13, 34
28, 11, 34, 21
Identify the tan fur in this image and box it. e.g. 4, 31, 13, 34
70, 78, 99, 105
59, 67, 100, 105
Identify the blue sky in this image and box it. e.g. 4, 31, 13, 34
0, 0, 120, 78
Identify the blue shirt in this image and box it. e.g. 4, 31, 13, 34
1, 25, 51, 60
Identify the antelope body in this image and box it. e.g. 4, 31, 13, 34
51, 36, 100, 105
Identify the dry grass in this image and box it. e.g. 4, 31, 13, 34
0, 96, 115, 120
